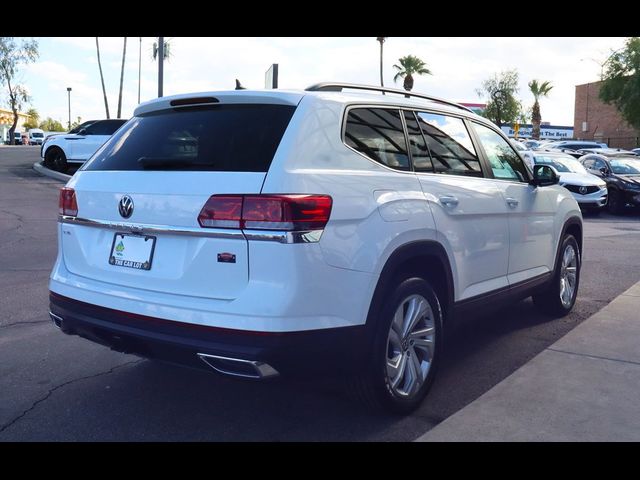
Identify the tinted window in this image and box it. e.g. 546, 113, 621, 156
344, 108, 410, 171
87, 120, 127, 136
416, 112, 482, 176
471, 122, 528, 182
69, 120, 97, 134
403, 110, 432, 172
84, 104, 296, 172
582, 158, 595, 169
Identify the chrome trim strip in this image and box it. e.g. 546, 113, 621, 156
59, 216, 324, 243
243, 229, 324, 244
59, 215, 245, 240
197, 353, 279, 379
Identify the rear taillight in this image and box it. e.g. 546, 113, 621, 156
198, 194, 332, 231
59, 187, 78, 217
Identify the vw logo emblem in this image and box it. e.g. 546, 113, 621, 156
579, 186, 587, 195
118, 195, 134, 219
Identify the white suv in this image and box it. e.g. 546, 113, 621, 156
41, 119, 127, 172
49, 84, 583, 413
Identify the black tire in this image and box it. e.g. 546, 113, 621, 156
607, 189, 624, 215
44, 147, 67, 173
348, 277, 443, 414
533, 234, 580, 317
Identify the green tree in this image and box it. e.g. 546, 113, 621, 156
96, 37, 110, 119
599, 37, 640, 130
39, 117, 65, 132
528, 79, 553, 140
476, 69, 521, 128
69, 116, 82, 130
0, 37, 38, 143
393, 55, 431, 92
23, 107, 40, 129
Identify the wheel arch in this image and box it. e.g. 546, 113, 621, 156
560, 216, 583, 261
366, 241, 455, 332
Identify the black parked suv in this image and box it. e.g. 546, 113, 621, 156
579, 151, 640, 214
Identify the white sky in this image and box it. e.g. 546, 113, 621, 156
14, 37, 627, 127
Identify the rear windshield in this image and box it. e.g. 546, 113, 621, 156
83, 104, 296, 172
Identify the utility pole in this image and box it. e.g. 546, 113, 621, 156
67, 87, 72, 130
158, 36, 164, 98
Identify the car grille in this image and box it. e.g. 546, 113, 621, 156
563, 184, 600, 195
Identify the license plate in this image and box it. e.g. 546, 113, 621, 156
109, 233, 156, 271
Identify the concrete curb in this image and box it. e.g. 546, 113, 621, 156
415, 280, 640, 442
32, 162, 71, 182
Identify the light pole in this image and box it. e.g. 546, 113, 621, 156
66, 87, 72, 130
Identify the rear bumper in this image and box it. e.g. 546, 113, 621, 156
49, 292, 371, 378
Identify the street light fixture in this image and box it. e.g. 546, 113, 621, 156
66, 87, 72, 131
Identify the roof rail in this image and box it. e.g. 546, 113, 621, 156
305, 82, 474, 114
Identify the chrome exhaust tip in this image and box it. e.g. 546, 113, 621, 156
197, 353, 279, 379
49, 311, 63, 329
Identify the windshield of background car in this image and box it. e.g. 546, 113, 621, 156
609, 158, 640, 175
31, 132, 44, 138
534, 155, 588, 174
83, 104, 296, 172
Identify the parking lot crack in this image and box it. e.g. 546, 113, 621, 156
0, 319, 50, 329
0, 359, 143, 435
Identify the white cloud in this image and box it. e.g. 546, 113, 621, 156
25, 37, 630, 127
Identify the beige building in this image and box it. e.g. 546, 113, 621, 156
0, 108, 30, 142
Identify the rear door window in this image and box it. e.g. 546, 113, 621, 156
415, 112, 482, 176
89, 120, 127, 136
83, 104, 296, 172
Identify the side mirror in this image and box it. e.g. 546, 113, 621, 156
599, 167, 610, 176
530, 164, 559, 187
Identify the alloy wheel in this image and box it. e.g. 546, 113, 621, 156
386, 294, 435, 398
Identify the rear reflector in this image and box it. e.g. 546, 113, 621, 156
198, 194, 332, 231
59, 187, 78, 217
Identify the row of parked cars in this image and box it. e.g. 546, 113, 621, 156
510, 138, 640, 215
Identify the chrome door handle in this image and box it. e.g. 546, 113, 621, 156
506, 197, 519, 208
439, 195, 459, 208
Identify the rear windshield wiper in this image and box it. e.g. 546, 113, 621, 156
137, 157, 208, 170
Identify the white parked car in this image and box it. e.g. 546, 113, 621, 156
41, 119, 127, 172
49, 83, 583, 413
523, 151, 608, 212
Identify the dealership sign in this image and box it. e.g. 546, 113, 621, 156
501, 124, 574, 139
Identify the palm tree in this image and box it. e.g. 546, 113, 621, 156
24, 107, 39, 129
117, 37, 127, 118
528, 79, 553, 140
96, 37, 110, 119
393, 55, 431, 92
376, 37, 386, 87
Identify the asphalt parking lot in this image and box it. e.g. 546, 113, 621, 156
2, 146, 640, 441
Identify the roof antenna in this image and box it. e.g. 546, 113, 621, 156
235, 79, 246, 90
